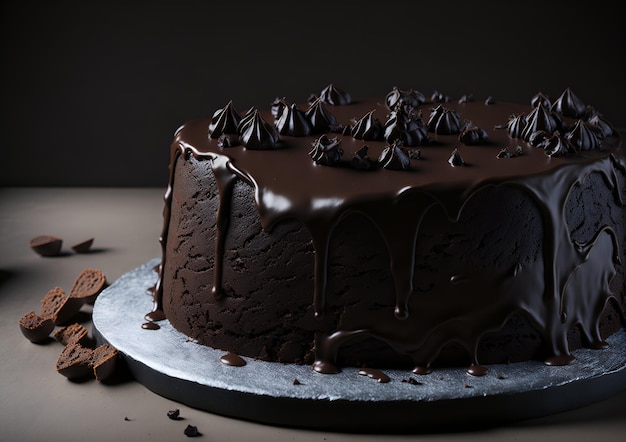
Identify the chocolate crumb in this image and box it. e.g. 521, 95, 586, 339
184, 425, 200, 437
404, 147, 421, 160
497, 373, 507, 380
124, 417, 133, 421
464, 383, 473, 388
293, 378, 301, 385
217, 134, 238, 148
401, 377, 422, 385
167, 409, 181, 420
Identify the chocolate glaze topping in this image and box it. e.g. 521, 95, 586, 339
427, 105, 463, 135
271, 97, 288, 118
552, 87, 586, 118
385, 87, 426, 110
542, 132, 575, 157
305, 98, 338, 134
566, 119, 602, 151
379, 140, 411, 170
384, 105, 429, 147
319, 83, 351, 105
276, 103, 312, 137
531, 92, 552, 109
351, 145, 376, 170
505, 114, 527, 139
521, 103, 562, 141
588, 113, 615, 138
310, 135, 344, 166
153, 87, 624, 375
239, 110, 279, 150
351, 110, 384, 141
448, 148, 465, 167
209, 101, 242, 138
459, 123, 489, 145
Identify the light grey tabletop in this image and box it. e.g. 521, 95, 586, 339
1, 187, 625, 442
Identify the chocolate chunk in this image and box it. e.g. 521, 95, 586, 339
167, 409, 181, 420
184, 425, 200, 437
40, 286, 84, 325
53, 323, 90, 346
19, 311, 55, 343
55, 341, 119, 381
92, 344, 119, 381
29, 235, 63, 257
55, 342, 93, 380
71, 238, 94, 253
69, 268, 107, 304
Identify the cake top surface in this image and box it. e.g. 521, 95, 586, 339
173, 86, 622, 226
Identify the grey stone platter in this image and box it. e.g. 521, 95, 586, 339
93, 258, 626, 432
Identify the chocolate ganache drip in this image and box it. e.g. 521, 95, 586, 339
276, 103, 313, 136
239, 109, 280, 150
427, 105, 462, 134
305, 98, 338, 134
551, 88, 586, 118
309, 135, 344, 166
319, 83, 351, 105
209, 101, 242, 138
384, 104, 429, 147
351, 110, 384, 140
385, 87, 426, 110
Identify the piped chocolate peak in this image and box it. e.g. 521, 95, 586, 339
209, 101, 241, 138
154, 85, 624, 375
505, 88, 613, 157
318, 83, 352, 105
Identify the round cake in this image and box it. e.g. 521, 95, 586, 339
148, 84, 625, 375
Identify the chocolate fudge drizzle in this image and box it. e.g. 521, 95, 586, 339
152, 89, 625, 374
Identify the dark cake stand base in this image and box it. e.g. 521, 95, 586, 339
93, 259, 626, 432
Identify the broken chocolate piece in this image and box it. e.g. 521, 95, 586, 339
19, 311, 55, 343
29, 235, 63, 257
167, 409, 181, 420
92, 343, 119, 381
53, 323, 90, 346
184, 425, 200, 437
69, 268, 107, 304
40, 287, 84, 325
71, 238, 94, 253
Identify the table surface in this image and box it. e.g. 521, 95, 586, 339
1, 187, 625, 442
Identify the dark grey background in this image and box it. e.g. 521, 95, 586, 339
1, 0, 624, 187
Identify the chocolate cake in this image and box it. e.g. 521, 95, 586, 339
149, 84, 625, 375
